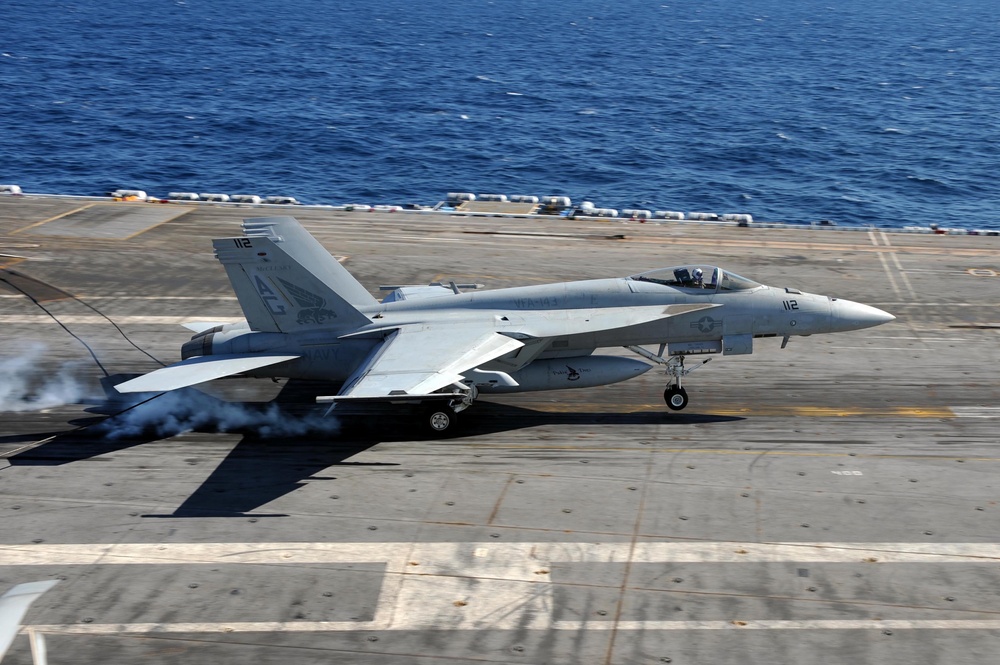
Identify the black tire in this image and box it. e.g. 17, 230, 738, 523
423, 405, 457, 435
664, 386, 689, 411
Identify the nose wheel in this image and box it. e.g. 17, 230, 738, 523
664, 386, 689, 411
664, 355, 690, 411
625, 345, 712, 413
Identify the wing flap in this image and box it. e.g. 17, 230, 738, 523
317, 392, 465, 404
337, 326, 524, 399
114, 354, 299, 393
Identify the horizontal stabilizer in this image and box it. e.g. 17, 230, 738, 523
0, 580, 59, 658
114, 354, 299, 393
181, 321, 231, 333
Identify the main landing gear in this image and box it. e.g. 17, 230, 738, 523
419, 384, 476, 436
422, 403, 459, 435
626, 346, 712, 412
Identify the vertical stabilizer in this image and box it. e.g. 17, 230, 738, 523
213, 217, 375, 332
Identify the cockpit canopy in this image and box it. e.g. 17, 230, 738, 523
628, 265, 761, 292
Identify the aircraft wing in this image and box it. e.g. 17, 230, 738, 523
114, 354, 299, 393
335, 325, 525, 399
331, 304, 716, 401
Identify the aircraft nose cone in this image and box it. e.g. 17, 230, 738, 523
831, 299, 895, 331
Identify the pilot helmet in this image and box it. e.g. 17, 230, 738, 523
693, 268, 704, 279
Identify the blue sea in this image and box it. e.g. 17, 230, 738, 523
2, 0, 998, 228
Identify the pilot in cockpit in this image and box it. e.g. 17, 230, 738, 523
692, 268, 704, 288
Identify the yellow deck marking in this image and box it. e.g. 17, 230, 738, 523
121, 204, 193, 240
520, 402, 954, 419
10, 203, 95, 234
11, 203, 191, 240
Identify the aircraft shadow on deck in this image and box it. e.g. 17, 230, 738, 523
466, 400, 743, 433
4, 378, 742, 517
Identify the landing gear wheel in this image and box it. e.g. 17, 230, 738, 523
422, 404, 458, 435
664, 386, 689, 411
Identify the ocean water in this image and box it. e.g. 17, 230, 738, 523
1, 0, 998, 228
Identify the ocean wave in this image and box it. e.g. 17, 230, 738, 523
1, 0, 998, 228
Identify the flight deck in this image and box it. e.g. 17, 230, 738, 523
1, 196, 999, 664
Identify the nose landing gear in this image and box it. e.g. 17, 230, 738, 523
664, 385, 689, 411
662, 355, 699, 411
626, 345, 712, 412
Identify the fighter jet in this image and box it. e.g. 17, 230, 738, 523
115, 216, 894, 434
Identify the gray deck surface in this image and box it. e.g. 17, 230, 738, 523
1, 196, 999, 664
16, 203, 190, 239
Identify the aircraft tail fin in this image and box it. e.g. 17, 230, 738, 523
213, 217, 377, 333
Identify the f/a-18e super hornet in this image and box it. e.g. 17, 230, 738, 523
115, 216, 894, 433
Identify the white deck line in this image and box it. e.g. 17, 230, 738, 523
24, 619, 1000, 635
5, 541, 1000, 567
10, 543, 1000, 634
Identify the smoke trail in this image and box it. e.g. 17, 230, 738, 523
96, 388, 341, 440
1, 345, 340, 438
0, 345, 91, 412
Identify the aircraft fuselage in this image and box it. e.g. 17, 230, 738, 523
186, 275, 889, 388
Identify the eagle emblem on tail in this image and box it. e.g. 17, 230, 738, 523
277, 278, 338, 324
